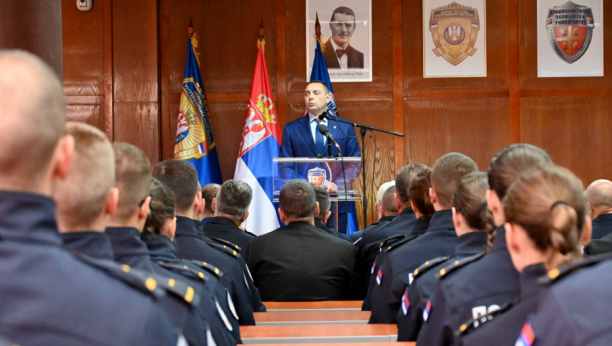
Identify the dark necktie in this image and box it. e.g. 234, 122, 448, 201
315, 121, 326, 155
336, 49, 346, 58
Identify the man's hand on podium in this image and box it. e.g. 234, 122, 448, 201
327, 182, 337, 193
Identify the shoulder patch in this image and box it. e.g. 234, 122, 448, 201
209, 237, 242, 252
73, 252, 164, 299
189, 260, 225, 278
413, 255, 452, 278
155, 260, 209, 282
437, 251, 486, 279
455, 298, 519, 337
386, 234, 419, 253
208, 242, 239, 258
148, 271, 201, 307
538, 252, 612, 285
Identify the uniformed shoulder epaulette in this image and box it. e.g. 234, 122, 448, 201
385, 234, 419, 253
208, 242, 240, 258
379, 235, 406, 249
437, 251, 486, 279
538, 252, 612, 286
73, 252, 165, 299
156, 260, 209, 282
413, 255, 452, 279
148, 271, 201, 307
209, 236, 242, 252
353, 237, 362, 246
454, 298, 519, 337
244, 230, 257, 237
188, 260, 225, 279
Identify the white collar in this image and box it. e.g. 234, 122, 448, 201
329, 38, 349, 51
309, 112, 327, 123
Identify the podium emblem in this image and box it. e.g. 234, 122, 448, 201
307, 167, 327, 187
429, 2, 480, 66
546, 1, 594, 64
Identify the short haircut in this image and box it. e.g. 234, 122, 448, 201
55, 122, 115, 228
279, 180, 316, 219
312, 184, 331, 221
202, 183, 221, 212
216, 180, 253, 220
0, 50, 66, 186
152, 159, 199, 213
431, 153, 479, 208
376, 181, 395, 205
395, 163, 430, 204
585, 180, 612, 210
330, 6, 356, 21
307, 80, 330, 94
113, 143, 151, 221
381, 185, 399, 214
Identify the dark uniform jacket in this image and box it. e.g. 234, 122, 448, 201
361, 208, 417, 252
397, 231, 488, 341
369, 209, 457, 323
201, 217, 255, 257
246, 221, 356, 301
315, 219, 353, 243
458, 263, 547, 346
591, 213, 612, 240
351, 215, 396, 242
195, 219, 266, 312
174, 216, 256, 324
529, 254, 612, 346
74, 229, 237, 346
362, 216, 431, 311
584, 231, 612, 256
417, 227, 520, 346
0, 192, 179, 346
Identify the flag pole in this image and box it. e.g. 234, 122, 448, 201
257, 19, 265, 53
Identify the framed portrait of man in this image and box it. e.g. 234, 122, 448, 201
306, 0, 373, 82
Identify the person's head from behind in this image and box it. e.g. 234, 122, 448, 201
329, 6, 356, 47
304, 81, 331, 116
152, 159, 201, 219
312, 184, 331, 224
375, 181, 395, 218
110, 143, 151, 231
0, 50, 73, 195
503, 164, 591, 272
430, 153, 478, 212
214, 180, 253, 226
143, 178, 177, 241
381, 185, 399, 218
408, 170, 435, 218
487, 143, 552, 227
199, 183, 221, 219
585, 179, 612, 219
279, 180, 319, 225
395, 163, 430, 212
55, 122, 117, 233
451, 172, 495, 250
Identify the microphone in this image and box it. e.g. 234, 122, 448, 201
318, 123, 340, 150
316, 110, 331, 122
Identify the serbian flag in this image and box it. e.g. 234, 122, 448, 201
234, 46, 281, 235
402, 289, 410, 315
309, 40, 359, 235
174, 33, 222, 185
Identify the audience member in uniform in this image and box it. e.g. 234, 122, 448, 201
246, 179, 356, 301
312, 184, 353, 242
398, 172, 492, 341
369, 153, 478, 323
199, 183, 221, 223
585, 179, 612, 240
152, 159, 260, 323
0, 50, 180, 345
350, 181, 397, 242
417, 143, 552, 346
459, 164, 591, 346
201, 180, 256, 256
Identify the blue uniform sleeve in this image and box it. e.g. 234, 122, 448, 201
531, 289, 577, 346
369, 255, 397, 323
416, 284, 455, 346
398, 280, 426, 341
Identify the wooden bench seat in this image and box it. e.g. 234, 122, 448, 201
263, 301, 363, 311
245, 343, 415, 346
254, 311, 371, 325
240, 324, 398, 344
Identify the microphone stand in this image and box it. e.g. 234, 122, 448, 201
322, 114, 404, 227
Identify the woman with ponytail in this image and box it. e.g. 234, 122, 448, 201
397, 172, 493, 341
417, 143, 552, 346
459, 164, 591, 346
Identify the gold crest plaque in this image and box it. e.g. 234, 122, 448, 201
429, 2, 480, 66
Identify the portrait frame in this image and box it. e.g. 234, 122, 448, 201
537, 0, 604, 78
306, 0, 373, 82
422, 0, 487, 78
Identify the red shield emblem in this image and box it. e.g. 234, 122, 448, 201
546, 1, 594, 64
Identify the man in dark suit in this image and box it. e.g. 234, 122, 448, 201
585, 179, 612, 240
246, 180, 356, 301
198, 183, 220, 224
312, 184, 352, 242
323, 6, 364, 69
201, 180, 255, 257
279, 81, 361, 233
351, 181, 398, 242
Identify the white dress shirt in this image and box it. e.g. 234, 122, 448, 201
309, 112, 327, 144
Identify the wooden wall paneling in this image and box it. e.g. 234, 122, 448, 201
159, 0, 174, 161
208, 103, 249, 181
103, 0, 113, 140
520, 97, 612, 185
112, 0, 159, 163
392, 0, 405, 173
66, 104, 104, 130
403, 0, 509, 92
509, 0, 520, 143
404, 98, 511, 170
519, 0, 612, 91
275, 0, 288, 127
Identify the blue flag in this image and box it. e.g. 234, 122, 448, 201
174, 34, 222, 186
309, 40, 360, 234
